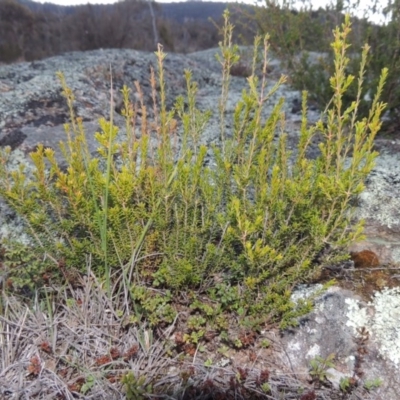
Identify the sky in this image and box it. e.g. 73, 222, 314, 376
32, 0, 388, 25
30, 0, 378, 10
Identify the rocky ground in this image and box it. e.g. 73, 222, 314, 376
0, 47, 400, 399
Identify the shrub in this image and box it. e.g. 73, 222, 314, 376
250, 0, 399, 131
0, 12, 387, 328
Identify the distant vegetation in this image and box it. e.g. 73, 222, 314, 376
1, 0, 400, 129
248, 0, 400, 132
0, 0, 254, 61
0, 0, 373, 64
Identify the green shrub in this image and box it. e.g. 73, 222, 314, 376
0, 12, 386, 328
251, 0, 399, 131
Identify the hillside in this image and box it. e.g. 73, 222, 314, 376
1, 0, 375, 64
0, 0, 253, 62
19, 0, 234, 21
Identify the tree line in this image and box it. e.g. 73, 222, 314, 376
0, 0, 243, 63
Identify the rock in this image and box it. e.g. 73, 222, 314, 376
325, 367, 350, 390
351, 151, 400, 265
0, 48, 218, 157
277, 284, 400, 399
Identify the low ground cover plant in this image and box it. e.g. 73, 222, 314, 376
0, 11, 388, 398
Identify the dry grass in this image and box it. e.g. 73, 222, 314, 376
0, 262, 172, 399
0, 262, 376, 399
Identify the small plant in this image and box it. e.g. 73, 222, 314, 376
183, 330, 205, 345
214, 314, 229, 331
187, 315, 207, 330
233, 337, 243, 349
121, 372, 153, 400
204, 358, 213, 367
339, 376, 358, 393
340, 376, 351, 392
261, 382, 271, 393
81, 375, 95, 395
218, 344, 230, 356
207, 283, 241, 312
189, 299, 216, 317
130, 287, 176, 327
309, 353, 335, 383
260, 339, 270, 348
364, 377, 383, 391
1, 239, 54, 293
219, 330, 229, 342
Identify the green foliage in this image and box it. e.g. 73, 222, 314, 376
204, 357, 213, 367
252, 0, 399, 131
81, 375, 95, 395
131, 287, 176, 327
364, 3, 400, 130
260, 339, 270, 348
183, 329, 205, 345
0, 11, 386, 330
1, 239, 54, 292
309, 353, 335, 382
339, 376, 351, 392
364, 377, 383, 391
253, 0, 332, 56
122, 372, 153, 399
261, 382, 271, 393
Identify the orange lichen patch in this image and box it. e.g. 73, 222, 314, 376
310, 249, 400, 301
363, 269, 390, 289
95, 355, 112, 366
237, 330, 257, 348
27, 355, 41, 376
123, 344, 139, 361
39, 341, 52, 354
346, 250, 399, 299
68, 377, 85, 393
348, 270, 391, 300
109, 347, 121, 360
350, 250, 380, 269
